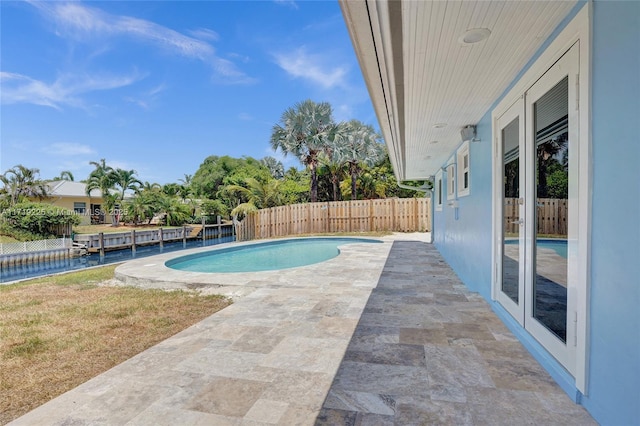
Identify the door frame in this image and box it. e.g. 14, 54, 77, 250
491, 5, 591, 394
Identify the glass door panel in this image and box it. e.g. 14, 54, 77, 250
502, 117, 521, 304
495, 42, 578, 375
533, 77, 569, 343
496, 99, 525, 324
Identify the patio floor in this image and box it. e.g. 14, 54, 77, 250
9, 234, 596, 425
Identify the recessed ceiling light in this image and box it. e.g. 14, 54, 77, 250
459, 28, 491, 45
432, 123, 447, 129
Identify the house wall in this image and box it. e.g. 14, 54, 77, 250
46, 197, 110, 225
581, 1, 640, 423
433, 2, 640, 424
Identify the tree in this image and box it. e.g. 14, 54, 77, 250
261, 156, 285, 180
319, 147, 345, 202
337, 120, 385, 200
537, 134, 567, 198
86, 160, 142, 226
86, 159, 114, 198
270, 100, 337, 202
200, 199, 229, 220
111, 169, 142, 201
141, 181, 162, 192
0, 165, 49, 206
52, 170, 74, 181
1, 202, 80, 239
224, 178, 283, 216
157, 196, 191, 226
191, 155, 270, 200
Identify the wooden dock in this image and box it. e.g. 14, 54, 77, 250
74, 224, 234, 255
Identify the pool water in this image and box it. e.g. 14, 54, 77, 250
505, 239, 567, 258
166, 237, 381, 273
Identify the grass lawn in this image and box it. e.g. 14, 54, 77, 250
0, 266, 231, 424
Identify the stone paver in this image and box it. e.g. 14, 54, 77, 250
9, 234, 596, 425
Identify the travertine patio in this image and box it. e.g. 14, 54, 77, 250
9, 234, 595, 425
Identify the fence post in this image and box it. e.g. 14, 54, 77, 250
201, 216, 206, 243
99, 232, 105, 258
159, 228, 164, 249
182, 226, 187, 247
131, 230, 136, 255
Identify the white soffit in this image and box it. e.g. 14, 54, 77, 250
340, 0, 578, 181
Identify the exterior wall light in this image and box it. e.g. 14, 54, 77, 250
461, 125, 480, 143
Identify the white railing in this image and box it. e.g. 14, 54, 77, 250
0, 237, 72, 254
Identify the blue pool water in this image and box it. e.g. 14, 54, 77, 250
0, 236, 235, 284
506, 239, 567, 258
166, 237, 382, 273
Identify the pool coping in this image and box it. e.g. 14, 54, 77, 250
114, 236, 392, 299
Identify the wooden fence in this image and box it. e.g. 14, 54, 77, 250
236, 198, 431, 241
504, 198, 568, 235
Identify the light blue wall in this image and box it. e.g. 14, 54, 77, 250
432, 1, 640, 424
432, 116, 493, 300
580, 1, 640, 423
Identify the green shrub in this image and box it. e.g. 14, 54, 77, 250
1, 202, 81, 239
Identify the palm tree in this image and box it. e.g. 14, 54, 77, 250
318, 150, 345, 202
261, 156, 285, 180
141, 181, 162, 192
0, 165, 49, 206
225, 178, 283, 216
178, 174, 193, 186
157, 195, 191, 226
52, 170, 74, 181
270, 100, 337, 202
110, 169, 142, 201
86, 159, 115, 198
338, 120, 384, 200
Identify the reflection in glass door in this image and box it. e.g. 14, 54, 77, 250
532, 77, 569, 343
496, 100, 525, 324
495, 43, 579, 375
502, 117, 521, 304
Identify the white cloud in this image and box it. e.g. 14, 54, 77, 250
273, 47, 348, 89
238, 112, 253, 121
124, 83, 167, 109
43, 142, 96, 156
0, 71, 143, 110
27, 1, 252, 84
188, 28, 220, 42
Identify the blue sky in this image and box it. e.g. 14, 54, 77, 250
0, 0, 376, 185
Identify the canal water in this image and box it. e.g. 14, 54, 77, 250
0, 236, 235, 284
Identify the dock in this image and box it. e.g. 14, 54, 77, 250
74, 224, 234, 255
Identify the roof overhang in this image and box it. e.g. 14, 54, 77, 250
339, 0, 578, 182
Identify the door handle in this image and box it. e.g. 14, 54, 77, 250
510, 219, 524, 225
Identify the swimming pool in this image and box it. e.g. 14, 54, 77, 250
166, 237, 382, 273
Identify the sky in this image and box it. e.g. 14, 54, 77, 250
0, 0, 377, 185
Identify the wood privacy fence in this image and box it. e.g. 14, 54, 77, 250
504, 198, 568, 235
236, 198, 431, 241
